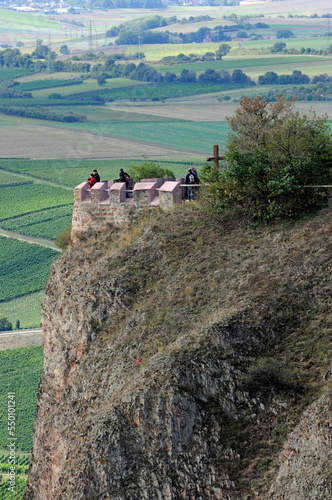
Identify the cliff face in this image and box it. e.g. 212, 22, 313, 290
24, 208, 331, 500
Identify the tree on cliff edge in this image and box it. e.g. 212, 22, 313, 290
205, 96, 332, 220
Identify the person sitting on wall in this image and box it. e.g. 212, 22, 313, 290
118, 168, 130, 198
87, 173, 97, 190
92, 169, 100, 182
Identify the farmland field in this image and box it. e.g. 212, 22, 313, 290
154, 55, 331, 76
0, 158, 204, 189
0, 183, 73, 221
0, 205, 73, 240
0, 67, 33, 83
30, 78, 148, 98
0, 291, 44, 329
16, 78, 84, 92
0, 237, 58, 302
0, 346, 43, 451
0, 118, 201, 158
0, 476, 27, 499
112, 101, 332, 122
31, 119, 229, 155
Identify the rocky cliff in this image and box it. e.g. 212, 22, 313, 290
24, 207, 331, 499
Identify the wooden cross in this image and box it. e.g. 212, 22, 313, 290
207, 144, 225, 175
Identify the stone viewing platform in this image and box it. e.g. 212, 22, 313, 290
71, 176, 185, 235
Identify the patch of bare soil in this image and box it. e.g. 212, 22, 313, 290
0, 333, 42, 351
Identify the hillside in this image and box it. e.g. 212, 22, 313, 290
24, 205, 331, 499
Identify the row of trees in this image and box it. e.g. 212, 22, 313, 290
256, 81, 332, 103
0, 105, 86, 122
106, 14, 212, 38
0, 89, 32, 99
109, 15, 269, 46
258, 70, 310, 85
271, 41, 332, 56
97, 60, 254, 86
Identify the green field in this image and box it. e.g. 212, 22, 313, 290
0, 8, 59, 29
16, 78, 83, 92
30, 78, 148, 98
126, 42, 226, 60
0, 68, 33, 83
63, 120, 228, 154
154, 55, 331, 75
0, 237, 58, 302
0, 346, 43, 451
0, 183, 72, 222
0, 205, 73, 240
2, 115, 228, 154
233, 36, 332, 52
47, 105, 184, 123
0, 158, 204, 188
0, 291, 44, 329
0, 475, 27, 499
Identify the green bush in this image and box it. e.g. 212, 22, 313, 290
205, 96, 332, 220
55, 226, 72, 251
128, 160, 174, 184
0, 314, 12, 331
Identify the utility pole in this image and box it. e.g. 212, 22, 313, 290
47, 31, 53, 73
138, 20, 141, 60
328, 18, 331, 49
89, 20, 93, 53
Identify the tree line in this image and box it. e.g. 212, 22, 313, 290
0, 105, 86, 122
110, 19, 270, 46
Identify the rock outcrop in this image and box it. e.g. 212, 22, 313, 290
267, 393, 332, 500
24, 208, 332, 499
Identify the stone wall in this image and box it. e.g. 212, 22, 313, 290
72, 177, 184, 236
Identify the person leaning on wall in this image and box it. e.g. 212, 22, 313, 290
87, 173, 97, 190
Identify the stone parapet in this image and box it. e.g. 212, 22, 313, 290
71, 176, 186, 237
159, 181, 182, 210
134, 181, 158, 209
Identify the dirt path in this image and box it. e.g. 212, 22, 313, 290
0, 227, 62, 252
0, 329, 42, 351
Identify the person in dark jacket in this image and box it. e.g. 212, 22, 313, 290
185, 168, 196, 201
118, 168, 130, 197
92, 170, 100, 182
192, 167, 199, 200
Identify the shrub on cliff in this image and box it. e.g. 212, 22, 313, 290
55, 226, 71, 250
205, 96, 332, 221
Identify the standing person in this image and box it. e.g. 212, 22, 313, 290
118, 168, 130, 198
192, 167, 200, 200
185, 168, 196, 201
93, 169, 100, 182
87, 173, 97, 190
